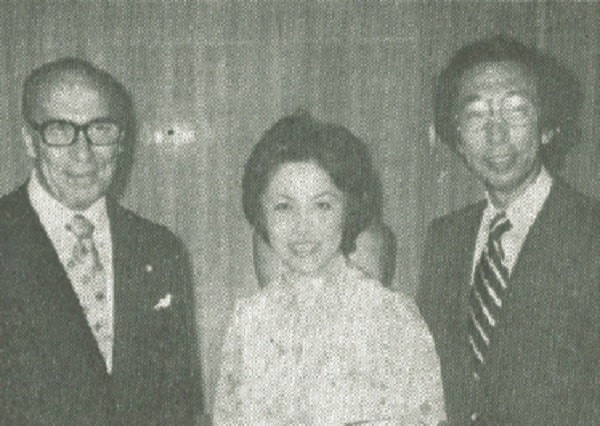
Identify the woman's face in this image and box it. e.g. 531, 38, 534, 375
261, 161, 345, 276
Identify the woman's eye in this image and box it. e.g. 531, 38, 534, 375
273, 202, 291, 212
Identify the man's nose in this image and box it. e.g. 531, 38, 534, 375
70, 130, 94, 161
484, 114, 509, 145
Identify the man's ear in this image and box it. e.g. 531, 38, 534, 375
541, 128, 557, 145
117, 131, 126, 154
455, 135, 465, 157
21, 125, 38, 159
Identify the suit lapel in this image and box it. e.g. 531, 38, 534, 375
499, 182, 573, 332
12, 186, 109, 371
108, 200, 137, 377
109, 200, 158, 381
455, 202, 486, 329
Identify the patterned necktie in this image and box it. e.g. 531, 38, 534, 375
66, 214, 112, 372
468, 212, 512, 376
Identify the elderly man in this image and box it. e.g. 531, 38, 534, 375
417, 36, 600, 424
0, 58, 200, 425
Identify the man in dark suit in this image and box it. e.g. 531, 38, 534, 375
0, 58, 201, 424
417, 36, 600, 425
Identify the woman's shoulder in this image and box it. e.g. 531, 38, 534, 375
344, 264, 416, 309
343, 265, 431, 332
230, 278, 294, 322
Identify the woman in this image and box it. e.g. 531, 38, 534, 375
214, 112, 445, 424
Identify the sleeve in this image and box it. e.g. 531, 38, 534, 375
383, 294, 447, 425
577, 243, 600, 423
213, 301, 245, 425
161, 237, 202, 424
404, 301, 446, 425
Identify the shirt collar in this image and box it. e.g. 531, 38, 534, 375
27, 169, 108, 233
484, 166, 553, 231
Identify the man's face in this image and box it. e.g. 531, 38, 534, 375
23, 76, 122, 210
455, 61, 551, 207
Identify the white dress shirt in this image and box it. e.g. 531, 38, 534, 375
471, 167, 553, 282
28, 170, 114, 372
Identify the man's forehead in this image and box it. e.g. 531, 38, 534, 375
31, 72, 112, 119
37, 73, 105, 102
459, 61, 536, 95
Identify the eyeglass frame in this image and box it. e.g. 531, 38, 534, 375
455, 94, 538, 134
27, 118, 124, 147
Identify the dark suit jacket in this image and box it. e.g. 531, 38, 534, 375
0, 185, 201, 425
417, 180, 600, 425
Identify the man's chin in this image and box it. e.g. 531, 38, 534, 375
60, 189, 105, 211
67, 175, 98, 186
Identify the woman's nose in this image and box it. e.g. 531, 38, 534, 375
292, 210, 313, 235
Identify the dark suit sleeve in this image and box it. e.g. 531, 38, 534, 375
578, 235, 600, 423
162, 237, 204, 424
416, 222, 437, 329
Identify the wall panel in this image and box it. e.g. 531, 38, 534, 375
1, 0, 598, 414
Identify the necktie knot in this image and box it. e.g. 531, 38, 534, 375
488, 212, 511, 244
66, 214, 101, 269
67, 214, 95, 240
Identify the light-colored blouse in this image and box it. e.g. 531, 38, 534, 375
214, 256, 446, 425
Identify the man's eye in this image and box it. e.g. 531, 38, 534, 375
463, 100, 488, 114
316, 201, 332, 210
463, 110, 487, 120
504, 106, 530, 120
92, 123, 112, 132
46, 122, 72, 134
502, 94, 532, 109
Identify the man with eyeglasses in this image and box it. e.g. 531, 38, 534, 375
417, 36, 600, 424
0, 58, 201, 424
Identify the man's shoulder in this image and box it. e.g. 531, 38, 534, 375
0, 185, 31, 228
544, 181, 600, 245
551, 179, 600, 212
109, 201, 185, 252
428, 200, 486, 234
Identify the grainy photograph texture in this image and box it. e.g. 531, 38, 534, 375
0, 1, 598, 425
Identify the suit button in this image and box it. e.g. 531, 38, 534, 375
473, 371, 480, 381
471, 412, 480, 423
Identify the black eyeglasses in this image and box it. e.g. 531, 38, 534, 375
28, 119, 123, 146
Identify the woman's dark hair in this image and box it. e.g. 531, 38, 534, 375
242, 111, 381, 255
434, 35, 583, 171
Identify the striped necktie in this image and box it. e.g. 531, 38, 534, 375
468, 212, 512, 376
